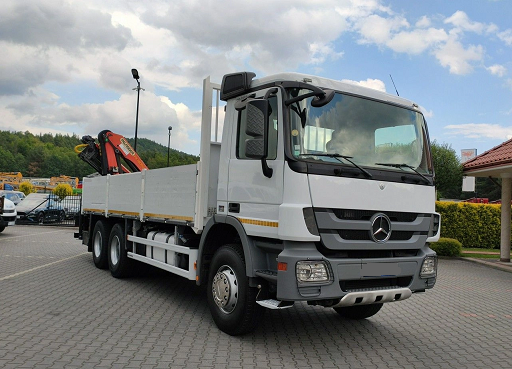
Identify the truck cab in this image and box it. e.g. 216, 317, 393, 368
207, 71, 439, 324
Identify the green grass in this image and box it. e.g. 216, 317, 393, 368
462, 247, 500, 253
462, 253, 505, 259
461, 247, 511, 259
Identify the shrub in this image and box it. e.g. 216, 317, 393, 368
431, 237, 462, 257
19, 181, 36, 195
53, 183, 73, 200
436, 201, 502, 249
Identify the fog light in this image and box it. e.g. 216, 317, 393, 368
296, 261, 331, 283
420, 255, 437, 278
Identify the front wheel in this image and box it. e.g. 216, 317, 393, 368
37, 212, 45, 224
207, 244, 264, 336
333, 303, 383, 320
0, 226, 5, 233
58, 210, 65, 222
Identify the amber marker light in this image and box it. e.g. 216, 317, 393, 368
278, 262, 287, 271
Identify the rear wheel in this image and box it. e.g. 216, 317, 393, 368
333, 303, 383, 320
92, 220, 111, 269
58, 210, 65, 222
207, 244, 264, 336
108, 223, 133, 278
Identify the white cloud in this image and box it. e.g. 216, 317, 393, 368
354, 10, 489, 74
387, 28, 448, 54
416, 16, 431, 28
356, 14, 409, 46
444, 11, 488, 34
420, 106, 434, 118
433, 38, 484, 75
486, 64, 507, 77
140, 0, 354, 77
340, 78, 386, 92
0, 0, 133, 50
498, 29, 512, 46
444, 123, 512, 140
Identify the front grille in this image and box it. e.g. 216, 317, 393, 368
340, 276, 412, 292
317, 248, 418, 259
332, 209, 418, 222
2, 209, 15, 214
339, 230, 417, 241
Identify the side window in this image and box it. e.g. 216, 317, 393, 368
237, 96, 278, 160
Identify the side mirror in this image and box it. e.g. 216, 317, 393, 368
311, 89, 335, 107
245, 100, 269, 159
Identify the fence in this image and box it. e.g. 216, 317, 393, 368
16, 194, 81, 227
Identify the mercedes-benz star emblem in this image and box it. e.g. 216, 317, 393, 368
370, 213, 392, 243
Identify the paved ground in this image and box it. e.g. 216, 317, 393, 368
1, 225, 512, 368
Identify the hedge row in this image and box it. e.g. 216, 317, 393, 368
435, 201, 503, 249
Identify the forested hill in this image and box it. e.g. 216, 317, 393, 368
0, 131, 199, 178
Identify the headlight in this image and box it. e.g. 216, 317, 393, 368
296, 261, 331, 283
420, 255, 437, 278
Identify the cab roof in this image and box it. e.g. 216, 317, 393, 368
251, 72, 419, 110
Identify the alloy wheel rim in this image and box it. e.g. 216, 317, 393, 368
212, 265, 238, 314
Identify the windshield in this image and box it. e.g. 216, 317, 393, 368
16, 194, 59, 211
288, 89, 432, 175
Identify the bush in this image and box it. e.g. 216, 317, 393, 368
431, 238, 462, 257
53, 183, 73, 200
19, 181, 36, 195
436, 201, 502, 249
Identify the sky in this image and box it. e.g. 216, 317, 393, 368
1, 0, 511, 157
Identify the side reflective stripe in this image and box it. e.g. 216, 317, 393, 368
237, 217, 279, 228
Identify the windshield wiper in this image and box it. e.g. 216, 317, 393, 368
375, 163, 430, 184
304, 153, 372, 178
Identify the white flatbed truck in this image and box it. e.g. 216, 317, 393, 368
76, 72, 440, 335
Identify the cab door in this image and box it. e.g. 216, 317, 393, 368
227, 89, 284, 238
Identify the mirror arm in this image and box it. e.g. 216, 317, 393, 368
261, 159, 273, 178
285, 91, 320, 106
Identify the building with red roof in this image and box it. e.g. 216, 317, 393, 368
463, 139, 512, 262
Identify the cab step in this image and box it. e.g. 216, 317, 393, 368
256, 299, 294, 310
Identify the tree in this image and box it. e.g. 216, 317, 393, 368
53, 184, 73, 200
431, 141, 463, 200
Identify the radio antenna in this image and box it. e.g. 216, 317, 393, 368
389, 74, 399, 96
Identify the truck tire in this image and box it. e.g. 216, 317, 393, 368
207, 244, 264, 336
108, 223, 133, 278
92, 220, 111, 269
333, 303, 383, 320
0, 226, 5, 233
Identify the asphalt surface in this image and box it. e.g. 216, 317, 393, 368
1, 225, 512, 368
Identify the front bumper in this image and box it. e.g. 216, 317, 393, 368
276, 241, 436, 301
1, 214, 16, 226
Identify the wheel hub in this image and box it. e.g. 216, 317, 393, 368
93, 232, 102, 258
110, 235, 120, 266
212, 266, 238, 314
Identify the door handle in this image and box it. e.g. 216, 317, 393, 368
229, 203, 240, 213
